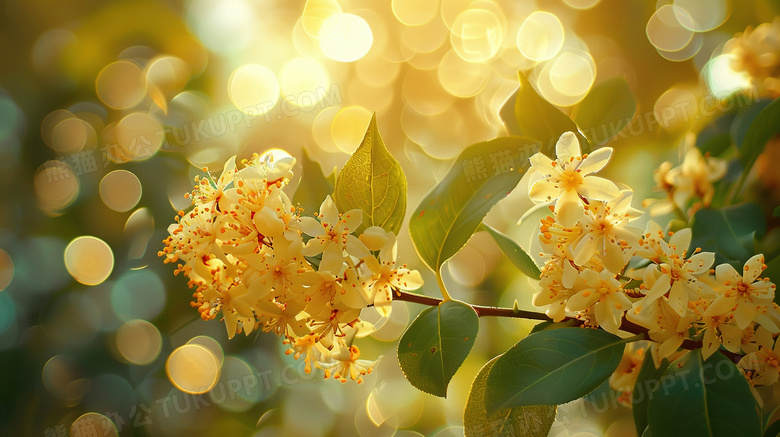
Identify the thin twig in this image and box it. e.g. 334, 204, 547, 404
392, 288, 744, 362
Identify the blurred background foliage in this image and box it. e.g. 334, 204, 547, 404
0, 0, 778, 435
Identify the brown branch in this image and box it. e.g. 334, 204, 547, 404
392, 289, 744, 362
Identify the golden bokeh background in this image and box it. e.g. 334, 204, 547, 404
0, 0, 774, 435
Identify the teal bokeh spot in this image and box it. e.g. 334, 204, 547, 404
111, 269, 166, 321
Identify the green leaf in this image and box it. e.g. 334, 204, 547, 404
501, 71, 586, 155
333, 113, 407, 234
774, 206, 780, 218
464, 356, 557, 437
293, 148, 333, 215
764, 420, 780, 437
397, 300, 479, 397
573, 78, 636, 147
632, 352, 669, 436
690, 203, 766, 267
529, 319, 578, 335
480, 223, 540, 279
647, 350, 762, 437
696, 112, 736, 157
739, 97, 780, 173
484, 328, 626, 413
409, 136, 539, 272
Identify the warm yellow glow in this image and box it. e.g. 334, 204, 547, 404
450, 8, 504, 63
279, 57, 330, 109
34, 161, 80, 214
166, 343, 221, 394
646, 5, 694, 52
95, 60, 147, 109
228, 64, 280, 113
51, 117, 96, 155
71, 413, 118, 437
537, 49, 596, 106
115, 319, 162, 365
673, 0, 729, 32
319, 13, 374, 62
517, 11, 565, 62
706, 54, 752, 96
99, 169, 143, 213
331, 106, 373, 153
115, 112, 164, 161
64, 236, 114, 286
301, 0, 343, 38
392, 0, 439, 26
563, 0, 601, 10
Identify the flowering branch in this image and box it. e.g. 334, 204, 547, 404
392, 288, 747, 362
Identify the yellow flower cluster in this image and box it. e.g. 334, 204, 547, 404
643, 147, 727, 217
528, 133, 779, 385
159, 151, 423, 383
724, 17, 780, 98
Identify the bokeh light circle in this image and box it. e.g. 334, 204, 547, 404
331, 106, 373, 154
646, 5, 694, 53
71, 412, 118, 437
99, 170, 143, 212
438, 49, 491, 97
166, 343, 221, 394
319, 13, 373, 62
115, 319, 162, 365
228, 64, 280, 113
673, 0, 729, 32
64, 236, 114, 286
392, 0, 439, 26
96, 61, 147, 110
111, 269, 166, 321
34, 161, 79, 214
517, 11, 565, 62
279, 57, 331, 109
450, 8, 504, 63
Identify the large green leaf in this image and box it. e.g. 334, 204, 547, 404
529, 319, 579, 335
293, 148, 333, 215
696, 111, 736, 157
409, 136, 539, 272
647, 350, 761, 437
690, 203, 766, 267
632, 352, 669, 436
573, 78, 636, 147
739, 97, 780, 172
480, 223, 540, 279
484, 328, 626, 414
397, 300, 479, 397
464, 356, 557, 437
500, 71, 586, 155
333, 113, 407, 234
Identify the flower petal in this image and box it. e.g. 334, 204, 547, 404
297, 217, 326, 237
529, 153, 556, 176
668, 228, 692, 256
554, 188, 584, 227
555, 132, 581, 161
529, 179, 561, 203
319, 196, 339, 224
578, 176, 620, 201
578, 147, 613, 175
743, 254, 765, 284
573, 233, 598, 266
342, 209, 363, 233
715, 263, 740, 284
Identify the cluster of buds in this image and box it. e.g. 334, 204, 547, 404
527, 132, 779, 389
159, 151, 423, 383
